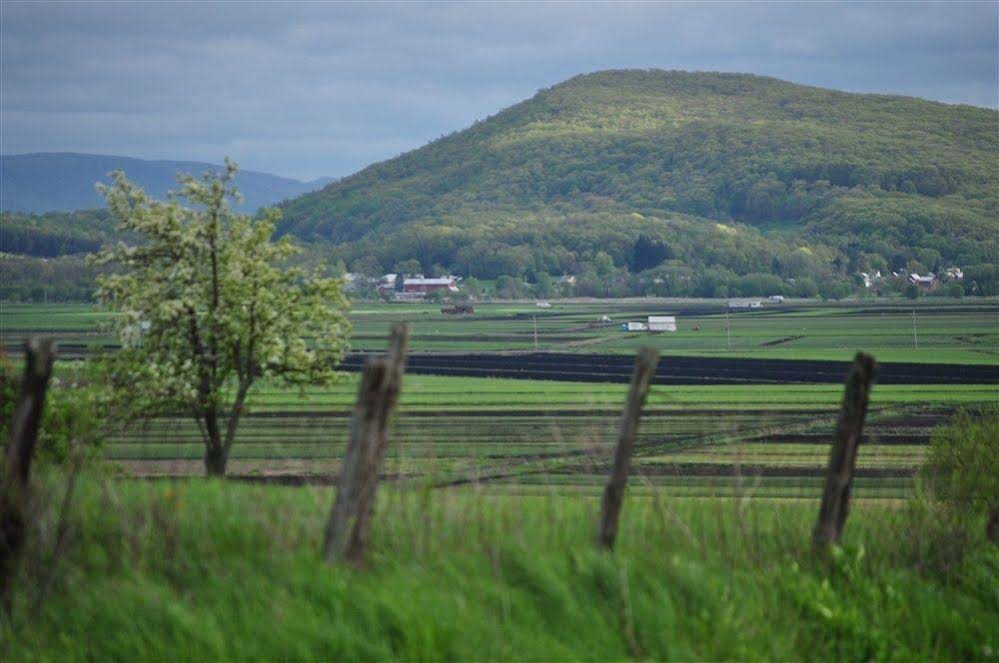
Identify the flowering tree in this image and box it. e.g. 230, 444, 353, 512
93, 159, 350, 476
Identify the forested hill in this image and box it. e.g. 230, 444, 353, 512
279, 70, 997, 292
1, 153, 334, 214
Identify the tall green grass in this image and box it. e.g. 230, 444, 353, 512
4, 475, 996, 661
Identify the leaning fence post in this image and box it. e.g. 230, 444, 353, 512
324, 324, 409, 564
813, 351, 878, 553
1, 338, 56, 603
598, 347, 660, 550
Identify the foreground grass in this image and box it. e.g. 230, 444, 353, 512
4, 477, 997, 661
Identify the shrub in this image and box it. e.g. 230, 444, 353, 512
898, 408, 999, 577
923, 409, 998, 513
0, 357, 106, 465
0, 350, 16, 431
920, 408, 999, 543
36, 379, 106, 464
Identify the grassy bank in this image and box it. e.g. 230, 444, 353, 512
4, 477, 997, 660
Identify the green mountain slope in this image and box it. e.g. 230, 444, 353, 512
279, 70, 997, 290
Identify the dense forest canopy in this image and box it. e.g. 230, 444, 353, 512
3, 70, 997, 300
278, 70, 997, 286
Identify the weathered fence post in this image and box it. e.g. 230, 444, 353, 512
598, 347, 660, 550
1, 339, 56, 602
324, 324, 409, 564
813, 351, 878, 553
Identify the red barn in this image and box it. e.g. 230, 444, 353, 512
403, 277, 459, 294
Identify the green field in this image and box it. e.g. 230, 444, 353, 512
3, 300, 997, 499
4, 299, 998, 364
88, 373, 993, 499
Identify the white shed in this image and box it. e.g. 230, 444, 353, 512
647, 316, 677, 332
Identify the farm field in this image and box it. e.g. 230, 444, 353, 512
94, 373, 996, 499
3, 300, 997, 498
3, 299, 998, 364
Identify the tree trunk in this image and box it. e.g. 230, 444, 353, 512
988, 507, 999, 544
204, 443, 228, 477
201, 406, 227, 477
221, 382, 251, 460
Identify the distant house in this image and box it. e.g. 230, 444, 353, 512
647, 316, 677, 332
558, 275, 577, 286
344, 272, 377, 292
536, 301, 552, 309
376, 274, 460, 298
402, 277, 459, 295
376, 273, 399, 293
858, 271, 885, 289
768, 295, 785, 303
908, 273, 937, 290
944, 267, 964, 280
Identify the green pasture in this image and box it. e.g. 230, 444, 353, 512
93, 372, 996, 498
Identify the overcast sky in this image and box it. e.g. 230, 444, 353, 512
2, 1, 996, 180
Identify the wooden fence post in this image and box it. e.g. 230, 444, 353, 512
813, 351, 878, 553
598, 347, 660, 550
1, 338, 56, 602
324, 325, 409, 564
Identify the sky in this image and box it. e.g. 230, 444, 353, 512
2, 1, 997, 181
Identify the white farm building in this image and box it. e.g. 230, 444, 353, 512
647, 316, 677, 332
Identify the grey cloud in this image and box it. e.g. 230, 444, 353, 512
2, 1, 995, 180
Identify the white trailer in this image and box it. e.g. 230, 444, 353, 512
647, 316, 677, 332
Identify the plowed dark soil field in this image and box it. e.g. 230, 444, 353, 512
338, 352, 999, 385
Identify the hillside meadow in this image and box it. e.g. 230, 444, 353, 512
278, 70, 998, 292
